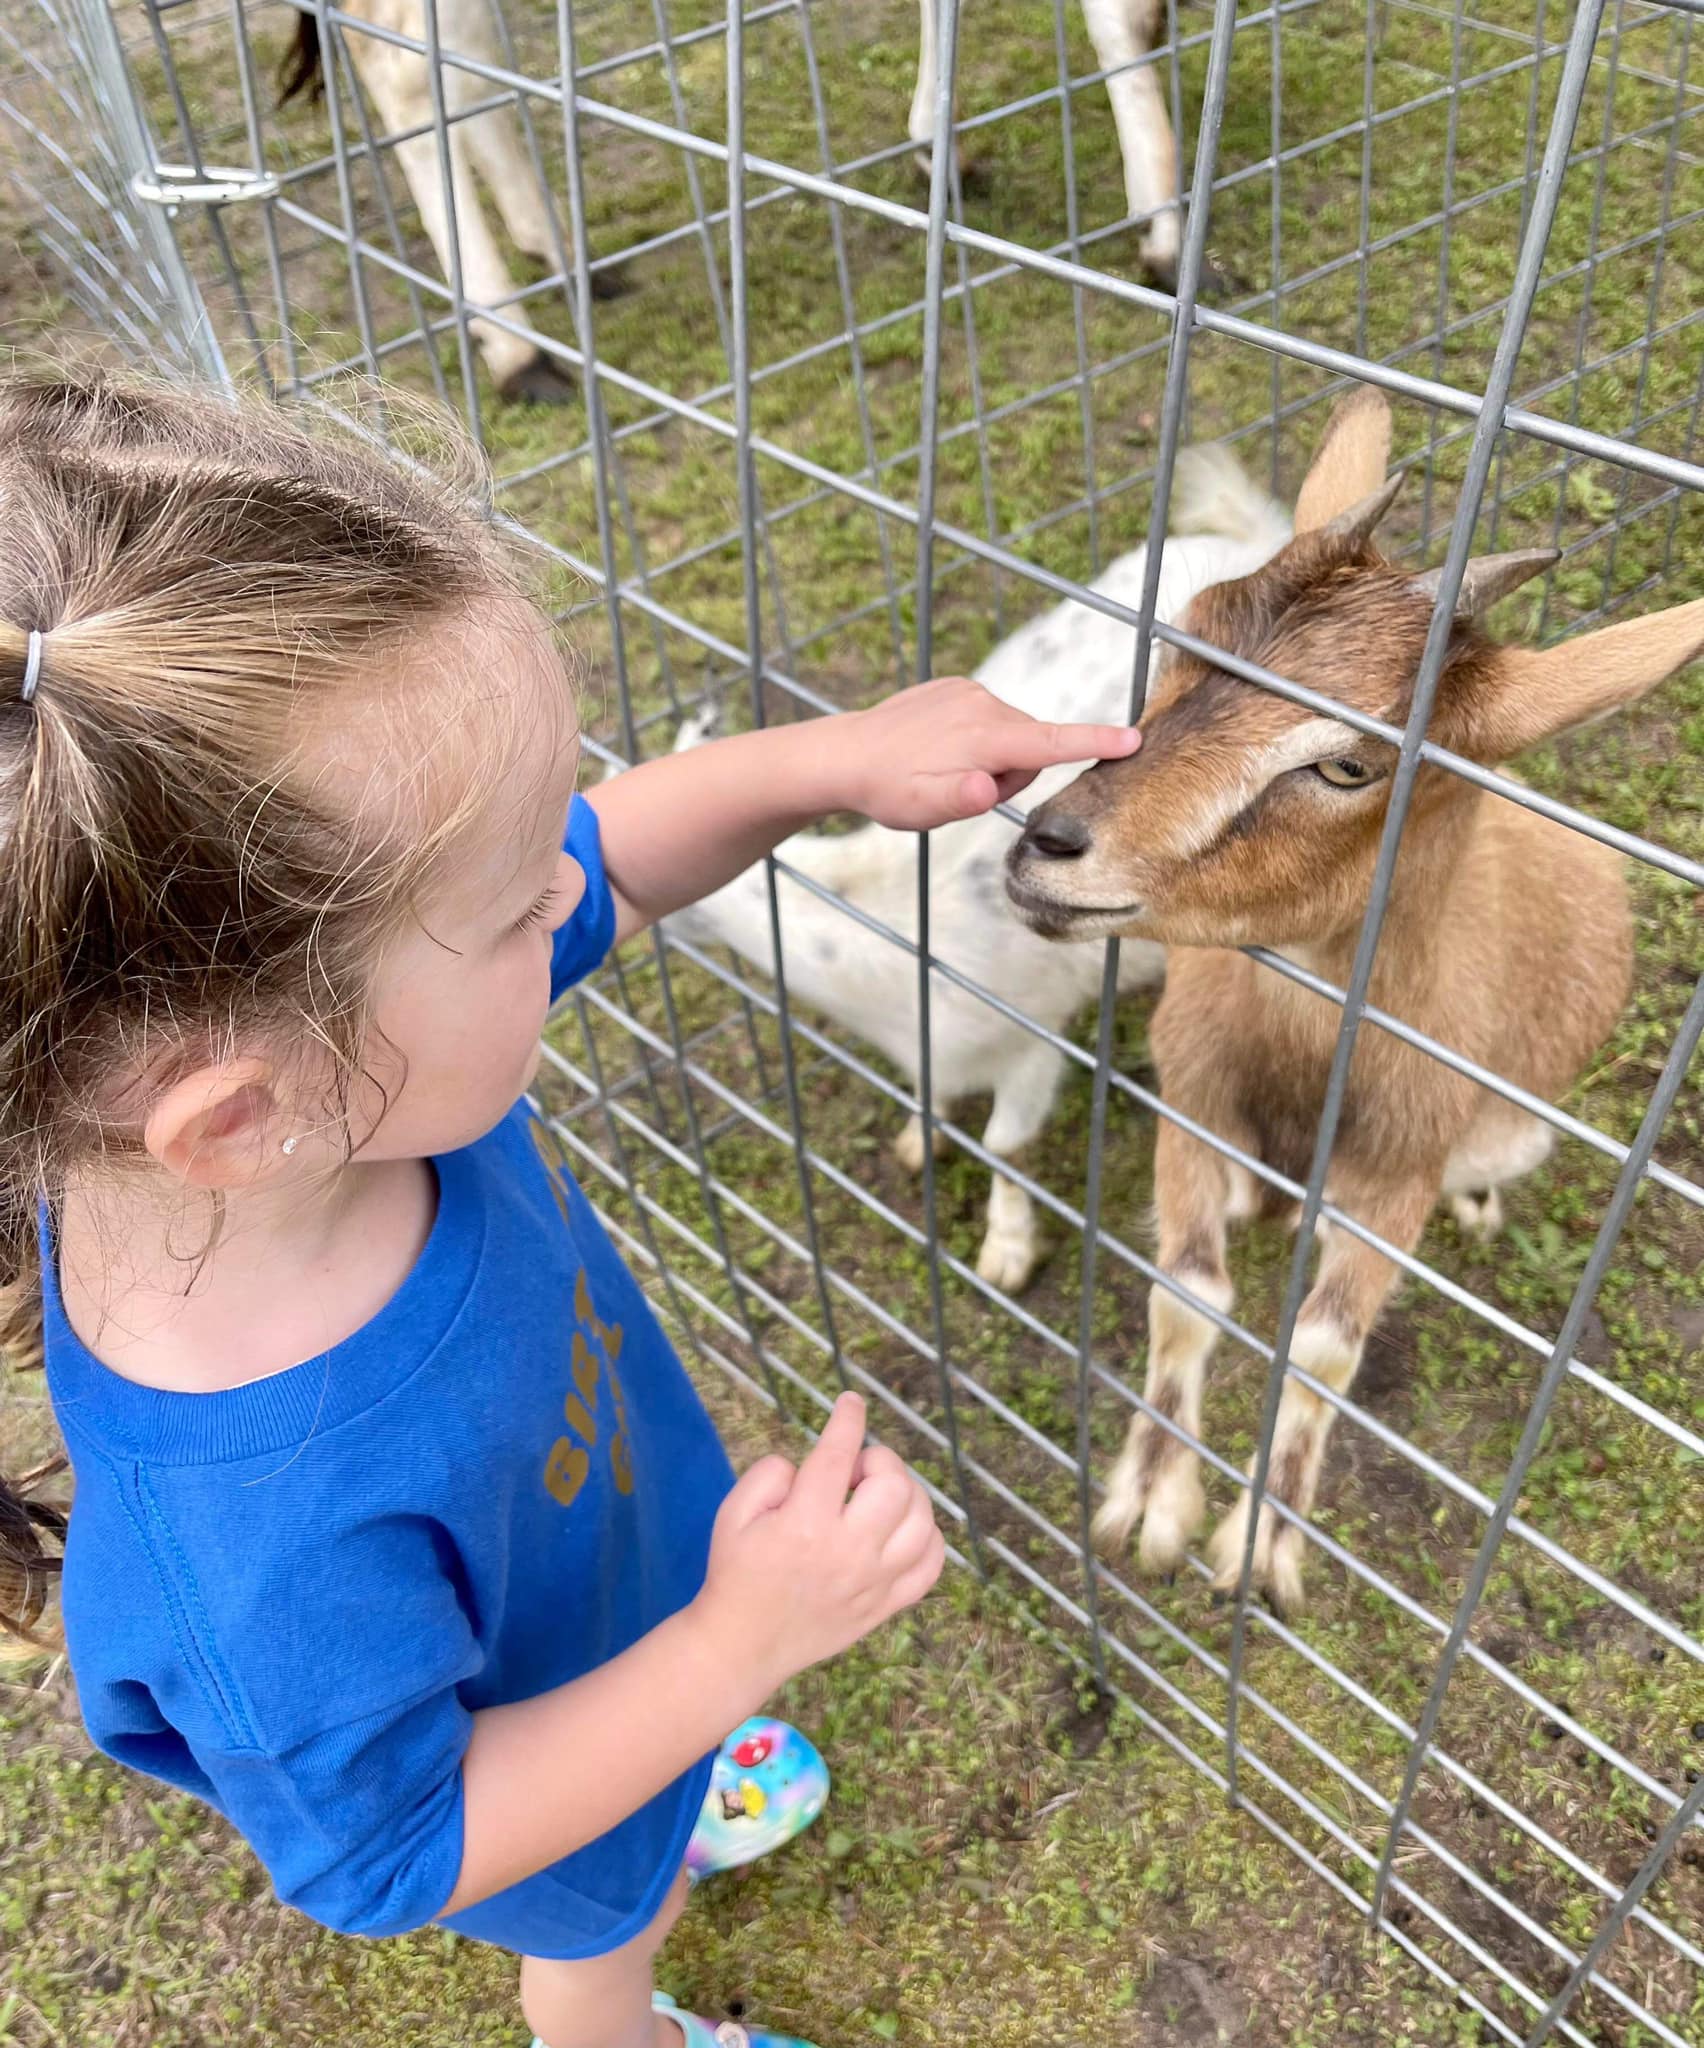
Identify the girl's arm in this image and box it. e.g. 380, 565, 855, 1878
440, 1395, 941, 1917
586, 676, 1140, 943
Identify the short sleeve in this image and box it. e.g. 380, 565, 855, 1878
552, 794, 618, 1001
65, 1473, 485, 1943
198, 1684, 472, 1938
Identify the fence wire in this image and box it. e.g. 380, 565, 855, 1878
3, 0, 1702, 2038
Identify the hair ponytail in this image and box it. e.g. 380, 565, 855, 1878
1, 618, 63, 1644
0, 369, 527, 1648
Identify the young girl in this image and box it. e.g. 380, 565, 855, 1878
0, 372, 1139, 2048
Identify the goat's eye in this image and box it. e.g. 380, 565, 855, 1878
1313, 757, 1374, 788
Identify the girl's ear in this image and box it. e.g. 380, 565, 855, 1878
144, 1058, 287, 1190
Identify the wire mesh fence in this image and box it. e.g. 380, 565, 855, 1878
3, 0, 1702, 2039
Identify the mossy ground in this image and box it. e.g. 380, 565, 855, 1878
2, 0, 1702, 2040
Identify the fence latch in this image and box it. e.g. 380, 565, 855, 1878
131, 164, 280, 213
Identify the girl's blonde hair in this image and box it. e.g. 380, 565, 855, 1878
0, 369, 526, 1642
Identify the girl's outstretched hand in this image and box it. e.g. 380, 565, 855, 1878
840, 674, 1141, 831
692, 1393, 945, 1698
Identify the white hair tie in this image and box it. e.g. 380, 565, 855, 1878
19, 630, 44, 707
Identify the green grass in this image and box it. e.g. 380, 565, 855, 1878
0, 1507, 1489, 2048
3, 0, 1704, 2040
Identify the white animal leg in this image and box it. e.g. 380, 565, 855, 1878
909, 0, 937, 175
909, 0, 969, 180
1206, 1177, 1432, 1614
1443, 1111, 1554, 1241
1095, 1116, 1234, 1574
457, 78, 556, 262
974, 1043, 1065, 1294
348, 17, 568, 401
1080, 0, 1181, 282
894, 1112, 948, 1176
1448, 1187, 1503, 1240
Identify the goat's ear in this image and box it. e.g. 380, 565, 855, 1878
1442, 596, 1704, 760
1294, 386, 1393, 534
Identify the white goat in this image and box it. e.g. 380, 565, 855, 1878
281, 0, 1197, 410
911, 0, 1187, 287
665, 448, 1292, 1293
282, 0, 596, 403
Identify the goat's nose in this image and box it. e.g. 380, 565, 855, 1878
1019, 812, 1091, 860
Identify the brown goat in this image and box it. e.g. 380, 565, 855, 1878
1006, 387, 1704, 1613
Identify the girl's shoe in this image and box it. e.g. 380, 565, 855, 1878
684, 1718, 830, 1883
653, 1990, 817, 2047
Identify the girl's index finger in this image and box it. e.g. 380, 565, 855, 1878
996, 720, 1142, 772
792, 1391, 867, 1512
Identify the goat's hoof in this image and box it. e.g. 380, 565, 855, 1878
1138, 1466, 1206, 1577
1141, 246, 1180, 295
496, 351, 578, 406
975, 1229, 1039, 1295
892, 1116, 945, 1177
1091, 1491, 1141, 1559
1264, 1538, 1307, 1619
911, 146, 987, 197
590, 261, 634, 302
1140, 243, 1241, 303
1206, 1499, 1309, 1617
1450, 1187, 1504, 1241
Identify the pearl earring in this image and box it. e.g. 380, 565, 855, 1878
281, 1135, 301, 1157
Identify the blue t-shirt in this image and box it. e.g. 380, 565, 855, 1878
43, 796, 735, 1959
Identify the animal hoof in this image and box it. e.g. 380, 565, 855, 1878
1142, 246, 1180, 295
1139, 243, 1241, 303
911, 146, 987, 196
1091, 1490, 1141, 1558
1205, 1498, 1309, 1616
1450, 1188, 1504, 1241
590, 261, 634, 302
975, 1230, 1039, 1295
1263, 1540, 1307, 1620
892, 1115, 945, 1177
1137, 1464, 1206, 1577
496, 350, 577, 406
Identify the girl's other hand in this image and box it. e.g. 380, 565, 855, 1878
840, 674, 1141, 831
692, 1393, 944, 1697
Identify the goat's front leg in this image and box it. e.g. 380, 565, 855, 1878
390, 125, 574, 403
421, 0, 552, 262
909, 0, 975, 182
1095, 1117, 1235, 1574
1080, 0, 1181, 285
351, 11, 573, 405
343, 28, 531, 395
458, 93, 555, 264
908, 0, 938, 176
1206, 1176, 1434, 1614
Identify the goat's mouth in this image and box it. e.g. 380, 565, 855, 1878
1004, 872, 1145, 940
